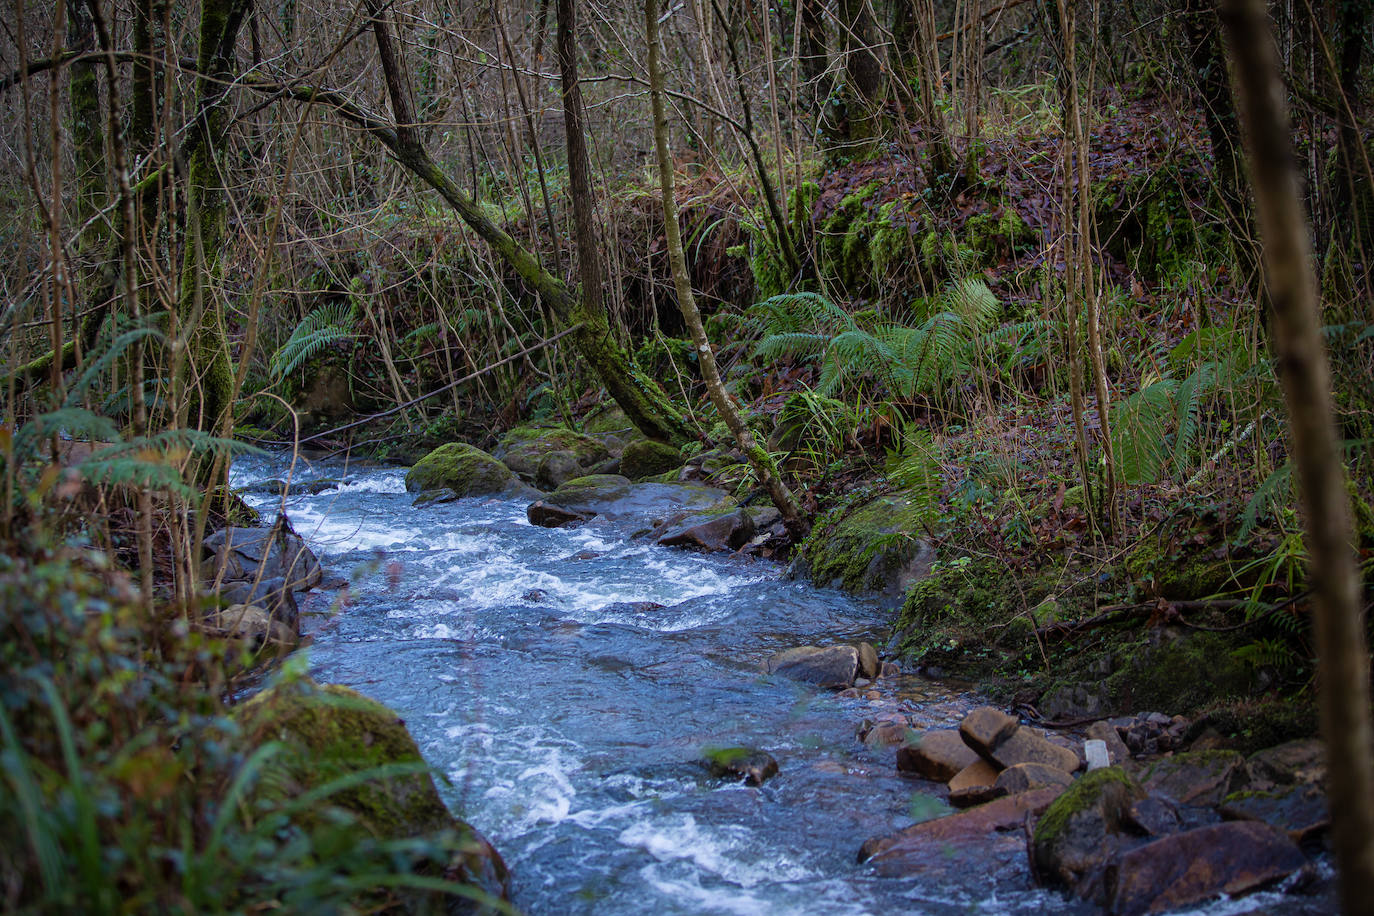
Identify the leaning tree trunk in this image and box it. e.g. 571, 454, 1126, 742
176, 0, 249, 443
1221, 3, 1374, 913
363, 1, 692, 446
645, 0, 809, 538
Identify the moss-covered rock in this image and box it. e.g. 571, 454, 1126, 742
492, 426, 610, 481
235, 680, 509, 909
1124, 531, 1242, 600
1031, 766, 1144, 889
962, 207, 1038, 267
404, 442, 518, 497
620, 438, 682, 481
800, 495, 936, 605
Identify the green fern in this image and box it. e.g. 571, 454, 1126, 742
885, 425, 942, 526
270, 303, 356, 380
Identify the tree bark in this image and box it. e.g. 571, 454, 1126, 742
176, 0, 249, 441
1221, 3, 1374, 913
836, 0, 884, 149
363, 2, 693, 446
646, 0, 809, 538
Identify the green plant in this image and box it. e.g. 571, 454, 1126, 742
269, 302, 357, 380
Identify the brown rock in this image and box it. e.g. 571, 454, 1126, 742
1219, 783, 1330, 847
881, 661, 901, 677
896, 729, 982, 781
995, 762, 1076, 795
656, 509, 755, 551
949, 784, 1007, 808
1087, 720, 1132, 766
987, 726, 1081, 774
1140, 750, 1246, 808
1103, 821, 1307, 915
948, 759, 999, 792
527, 501, 591, 528
1032, 768, 1148, 891
861, 786, 1065, 862
765, 645, 859, 689
858, 716, 912, 748
1245, 739, 1327, 790
959, 706, 1020, 757
856, 642, 881, 679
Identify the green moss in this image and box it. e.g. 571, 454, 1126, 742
1139, 749, 1244, 785
495, 425, 610, 479
236, 682, 451, 838
620, 438, 682, 481
1033, 766, 1140, 849
962, 208, 1038, 267
1101, 631, 1254, 714
1093, 161, 1224, 281
801, 494, 932, 600
817, 181, 883, 292
1125, 532, 1239, 600
1186, 696, 1319, 754
404, 442, 514, 495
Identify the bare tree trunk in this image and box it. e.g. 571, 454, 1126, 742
361, 1, 693, 446
1221, 3, 1374, 913
646, 0, 809, 538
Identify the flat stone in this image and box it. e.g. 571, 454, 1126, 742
858, 716, 911, 748
1087, 720, 1132, 766
1103, 821, 1308, 915
896, 729, 982, 781
959, 706, 1020, 757
1245, 739, 1327, 790
987, 726, 1081, 774
1085, 739, 1111, 771
948, 759, 1000, 792
655, 509, 754, 551
765, 645, 858, 689
861, 786, 1065, 863
1220, 783, 1330, 847
1140, 750, 1246, 808
1125, 795, 1182, 838
994, 762, 1075, 795
527, 501, 592, 528
949, 783, 1007, 808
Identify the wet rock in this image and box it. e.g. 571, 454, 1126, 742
949, 783, 1007, 808
534, 450, 585, 490
600, 601, 667, 616
858, 715, 912, 748
1031, 767, 1147, 891
1040, 683, 1109, 721
1125, 795, 1182, 838
959, 706, 1020, 757
995, 762, 1075, 795
493, 426, 609, 482
881, 661, 901, 678
1087, 720, 1132, 766
405, 442, 526, 498
1119, 711, 1187, 756
205, 517, 322, 592
619, 438, 683, 481
896, 729, 982, 781
1139, 750, 1246, 808
1220, 783, 1329, 847
1103, 821, 1307, 915
521, 589, 548, 602
219, 576, 299, 626
948, 759, 1000, 793
528, 501, 592, 527
235, 680, 510, 907
766, 645, 859, 688
702, 747, 778, 786
796, 496, 937, 605
853, 677, 871, 687
204, 603, 297, 653
655, 508, 754, 551
856, 642, 881, 679
985, 726, 1081, 774
531, 475, 735, 536
412, 487, 460, 506
1245, 739, 1327, 790
862, 786, 1065, 864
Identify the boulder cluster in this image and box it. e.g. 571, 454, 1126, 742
865, 705, 1329, 914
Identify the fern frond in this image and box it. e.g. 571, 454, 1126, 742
746, 291, 851, 337
270, 303, 356, 379
12, 409, 121, 461
1112, 379, 1177, 485
754, 331, 831, 363
63, 323, 165, 408
945, 277, 1000, 332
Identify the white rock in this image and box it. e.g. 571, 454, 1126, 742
1084, 738, 1111, 771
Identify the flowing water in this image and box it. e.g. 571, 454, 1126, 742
231, 455, 1322, 916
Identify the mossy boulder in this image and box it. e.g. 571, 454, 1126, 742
1124, 531, 1242, 600
529, 474, 735, 538
1032, 766, 1145, 890
620, 439, 682, 481
962, 207, 1038, 267
492, 426, 610, 482
404, 443, 520, 497
235, 680, 509, 908
799, 495, 935, 605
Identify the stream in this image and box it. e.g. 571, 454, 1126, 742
230, 455, 1314, 916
